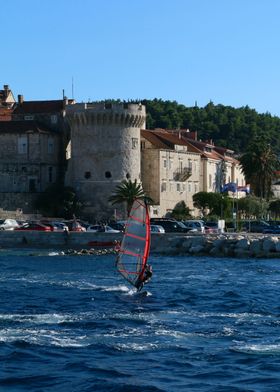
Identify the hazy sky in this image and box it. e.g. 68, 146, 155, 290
2, 0, 280, 116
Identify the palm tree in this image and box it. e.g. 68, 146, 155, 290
108, 179, 153, 216
240, 135, 279, 200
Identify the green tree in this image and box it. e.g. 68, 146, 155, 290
193, 192, 230, 217
108, 179, 153, 216
237, 196, 268, 219
34, 184, 82, 218
268, 199, 280, 219
240, 135, 279, 200
169, 201, 191, 220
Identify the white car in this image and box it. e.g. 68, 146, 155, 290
0, 219, 20, 230
150, 224, 165, 233
86, 224, 120, 233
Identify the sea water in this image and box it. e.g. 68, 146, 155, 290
1, 250, 280, 391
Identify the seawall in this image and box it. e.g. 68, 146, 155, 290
1, 231, 280, 258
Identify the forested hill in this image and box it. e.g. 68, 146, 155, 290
142, 99, 280, 154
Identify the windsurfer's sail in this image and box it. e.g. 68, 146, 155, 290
116, 199, 151, 288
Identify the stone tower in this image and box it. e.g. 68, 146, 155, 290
65, 102, 146, 220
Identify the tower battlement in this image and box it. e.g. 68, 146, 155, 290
66, 102, 145, 127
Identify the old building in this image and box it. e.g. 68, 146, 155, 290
141, 129, 201, 217
0, 121, 61, 211
0, 85, 16, 121
176, 130, 245, 193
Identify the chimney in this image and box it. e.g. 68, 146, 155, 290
18, 95, 24, 104
3, 85, 9, 90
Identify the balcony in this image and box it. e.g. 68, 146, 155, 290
173, 167, 192, 181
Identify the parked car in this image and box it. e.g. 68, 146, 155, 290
108, 221, 126, 232
204, 221, 219, 233
182, 220, 205, 233
150, 224, 165, 233
51, 222, 69, 232
150, 218, 190, 233
241, 220, 271, 233
86, 224, 120, 233
0, 218, 20, 230
64, 220, 86, 232
14, 222, 52, 231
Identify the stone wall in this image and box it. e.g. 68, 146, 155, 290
0, 231, 279, 258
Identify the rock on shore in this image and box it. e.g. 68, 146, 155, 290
150, 233, 280, 258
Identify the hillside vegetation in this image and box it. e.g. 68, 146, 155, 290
142, 99, 280, 154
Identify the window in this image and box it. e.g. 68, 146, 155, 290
161, 182, 166, 192
179, 160, 183, 172
48, 167, 53, 182
132, 138, 138, 149
163, 160, 167, 168
177, 183, 180, 192
209, 174, 212, 189
51, 115, 57, 124
84, 171, 91, 179
18, 136, 27, 154
47, 137, 54, 154
188, 182, 192, 192
29, 178, 36, 192
126, 173, 130, 179
24, 115, 34, 120
105, 171, 112, 178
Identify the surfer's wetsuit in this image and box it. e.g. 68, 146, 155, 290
135, 265, 153, 291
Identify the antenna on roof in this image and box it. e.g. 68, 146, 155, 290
71, 77, 74, 99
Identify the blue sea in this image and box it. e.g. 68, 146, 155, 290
1, 249, 280, 391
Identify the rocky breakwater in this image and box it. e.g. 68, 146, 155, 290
150, 233, 280, 258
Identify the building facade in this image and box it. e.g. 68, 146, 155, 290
141, 129, 201, 217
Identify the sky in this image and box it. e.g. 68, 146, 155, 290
2, 0, 280, 116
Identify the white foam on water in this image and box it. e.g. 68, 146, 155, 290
232, 342, 280, 355
114, 342, 159, 351
0, 313, 71, 324
103, 284, 130, 292
154, 328, 192, 339
0, 327, 91, 347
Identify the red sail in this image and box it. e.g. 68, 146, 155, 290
116, 199, 150, 288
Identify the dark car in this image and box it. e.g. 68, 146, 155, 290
150, 218, 190, 233
241, 220, 271, 233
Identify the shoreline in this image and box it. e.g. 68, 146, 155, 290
0, 231, 280, 258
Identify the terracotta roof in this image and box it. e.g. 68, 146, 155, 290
141, 129, 173, 149
13, 100, 65, 114
142, 129, 201, 154
0, 107, 13, 121
0, 120, 57, 134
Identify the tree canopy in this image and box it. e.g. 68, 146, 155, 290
108, 179, 153, 216
142, 99, 280, 154
34, 184, 82, 218
240, 134, 279, 199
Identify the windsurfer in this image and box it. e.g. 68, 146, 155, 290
135, 264, 153, 291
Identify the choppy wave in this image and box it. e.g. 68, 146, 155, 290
1, 254, 280, 391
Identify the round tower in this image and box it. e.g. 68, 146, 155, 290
65, 102, 146, 220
